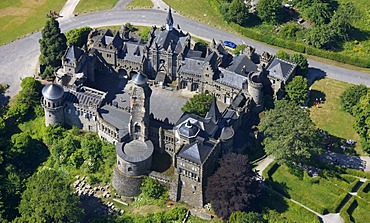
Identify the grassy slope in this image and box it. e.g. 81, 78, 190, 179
126, 0, 154, 9
74, 0, 118, 14
0, 0, 67, 46
270, 165, 346, 213
309, 78, 364, 155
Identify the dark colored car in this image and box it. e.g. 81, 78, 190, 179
223, 40, 237, 49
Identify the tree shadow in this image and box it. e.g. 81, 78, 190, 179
308, 89, 326, 108
321, 133, 358, 156
307, 68, 326, 87
245, 13, 262, 28
347, 26, 370, 42
254, 186, 289, 214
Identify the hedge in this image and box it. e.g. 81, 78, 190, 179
231, 23, 370, 68
340, 196, 356, 223
357, 181, 370, 202
345, 169, 370, 179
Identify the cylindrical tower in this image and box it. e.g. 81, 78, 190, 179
41, 84, 65, 126
112, 140, 154, 197
247, 72, 264, 111
219, 125, 234, 154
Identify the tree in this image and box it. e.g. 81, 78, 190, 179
18, 169, 83, 222
259, 100, 323, 165
340, 84, 368, 115
302, 0, 332, 26
39, 18, 67, 78
65, 26, 92, 48
206, 153, 261, 220
279, 22, 302, 40
228, 211, 265, 223
140, 176, 165, 199
352, 92, 370, 152
181, 93, 213, 117
305, 25, 332, 49
285, 76, 309, 105
275, 50, 290, 61
290, 53, 309, 76
256, 0, 283, 24
220, 0, 250, 26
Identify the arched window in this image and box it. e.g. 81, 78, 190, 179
128, 167, 133, 172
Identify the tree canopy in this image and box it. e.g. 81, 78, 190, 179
65, 26, 92, 48
39, 18, 67, 78
353, 92, 370, 152
17, 169, 83, 222
259, 100, 323, 165
206, 153, 261, 220
290, 53, 309, 76
220, 0, 250, 26
285, 76, 309, 105
340, 84, 368, 115
140, 176, 166, 199
181, 93, 213, 117
256, 0, 283, 24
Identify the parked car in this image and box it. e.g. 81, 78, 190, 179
223, 40, 237, 49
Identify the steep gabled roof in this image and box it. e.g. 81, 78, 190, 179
64, 45, 84, 62
266, 57, 297, 82
226, 55, 258, 76
178, 140, 214, 164
205, 95, 221, 124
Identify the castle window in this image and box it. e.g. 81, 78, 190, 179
128, 167, 133, 172
118, 161, 120, 165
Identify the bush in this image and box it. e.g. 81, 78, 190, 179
140, 176, 166, 199
340, 85, 368, 115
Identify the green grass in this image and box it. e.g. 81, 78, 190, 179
74, 0, 118, 14
357, 181, 370, 202
163, 0, 231, 31
269, 165, 348, 214
126, 0, 154, 9
259, 188, 320, 223
351, 198, 370, 223
0, 0, 67, 46
309, 78, 364, 155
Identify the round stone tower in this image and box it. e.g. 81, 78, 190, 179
41, 84, 65, 126
112, 140, 154, 197
247, 72, 264, 112
112, 71, 154, 199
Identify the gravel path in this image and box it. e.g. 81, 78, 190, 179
59, 0, 81, 20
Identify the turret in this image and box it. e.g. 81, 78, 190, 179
166, 7, 174, 31
247, 72, 264, 112
41, 84, 65, 126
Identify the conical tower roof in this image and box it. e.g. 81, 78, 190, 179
205, 95, 221, 123
42, 84, 64, 100
132, 71, 148, 86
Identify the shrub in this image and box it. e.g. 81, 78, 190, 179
340, 85, 368, 115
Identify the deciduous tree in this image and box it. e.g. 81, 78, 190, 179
206, 153, 261, 220
285, 76, 308, 105
65, 26, 92, 48
340, 84, 368, 115
18, 169, 83, 222
259, 100, 323, 165
353, 92, 370, 152
256, 0, 283, 24
181, 93, 213, 117
220, 0, 250, 26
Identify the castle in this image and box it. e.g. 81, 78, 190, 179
41, 8, 297, 207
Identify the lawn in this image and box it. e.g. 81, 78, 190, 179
268, 164, 349, 214
0, 0, 67, 46
163, 0, 231, 31
351, 198, 370, 223
309, 78, 364, 155
126, 0, 154, 9
258, 188, 320, 223
74, 0, 118, 14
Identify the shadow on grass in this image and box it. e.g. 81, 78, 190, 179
255, 186, 289, 214
307, 68, 326, 87
308, 89, 326, 108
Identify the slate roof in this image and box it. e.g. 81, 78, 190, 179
226, 55, 257, 76
64, 87, 105, 108
178, 58, 204, 76
153, 28, 188, 54
205, 96, 221, 124
186, 50, 203, 59
178, 120, 200, 138
42, 84, 64, 100
132, 72, 148, 86
116, 140, 154, 163
216, 68, 247, 90
178, 139, 215, 164
119, 42, 145, 63
176, 114, 219, 137
64, 45, 84, 62
98, 104, 130, 130
266, 57, 297, 82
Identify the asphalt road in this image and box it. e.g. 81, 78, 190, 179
1, 9, 370, 98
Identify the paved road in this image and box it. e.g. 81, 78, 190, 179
1, 9, 370, 98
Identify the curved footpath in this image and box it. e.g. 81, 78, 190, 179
1, 9, 370, 97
